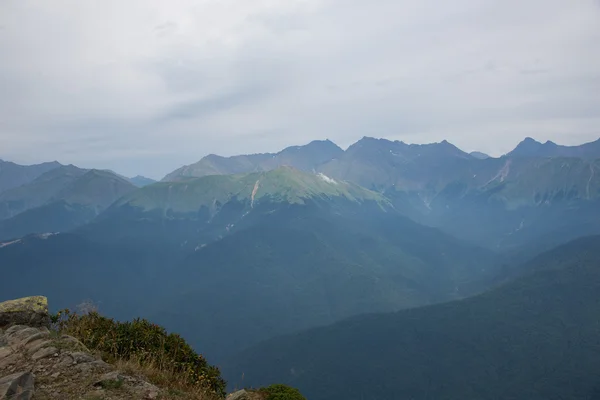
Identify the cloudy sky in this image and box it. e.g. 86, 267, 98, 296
1, 0, 599, 178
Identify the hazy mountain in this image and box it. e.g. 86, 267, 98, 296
470, 151, 490, 159
223, 235, 600, 400
508, 137, 600, 159
88, 167, 387, 246
318, 137, 473, 191
0, 167, 504, 364
395, 156, 600, 250
0, 159, 61, 194
0, 165, 87, 220
307, 137, 600, 250
162, 139, 343, 181
129, 175, 156, 187
0, 168, 137, 240
148, 207, 501, 361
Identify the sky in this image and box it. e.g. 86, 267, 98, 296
1, 0, 599, 179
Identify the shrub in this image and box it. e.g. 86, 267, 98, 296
53, 309, 226, 397
261, 384, 306, 400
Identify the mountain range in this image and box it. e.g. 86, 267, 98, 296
1, 135, 599, 399
161, 136, 600, 251
0, 166, 503, 362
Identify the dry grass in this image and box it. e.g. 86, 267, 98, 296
51, 308, 227, 398
113, 356, 222, 400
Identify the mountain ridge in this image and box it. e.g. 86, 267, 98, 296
223, 234, 600, 400
508, 137, 600, 159
162, 139, 343, 182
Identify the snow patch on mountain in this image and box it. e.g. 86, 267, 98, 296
318, 173, 338, 185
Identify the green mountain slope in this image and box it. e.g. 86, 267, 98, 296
121, 167, 384, 213
223, 235, 600, 400
508, 137, 600, 159
162, 140, 343, 181
148, 208, 501, 361
85, 167, 389, 248
0, 159, 61, 194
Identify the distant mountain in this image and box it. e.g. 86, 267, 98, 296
310, 137, 600, 250
129, 175, 156, 187
0, 165, 87, 220
162, 140, 343, 181
318, 137, 473, 191
0, 159, 61, 194
223, 235, 600, 400
470, 151, 490, 159
0, 167, 504, 364
0, 167, 136, 240
389, 156, 600, 250
508, 137, 600, 159
162, 136, 600, 250
87, 167, 388, 247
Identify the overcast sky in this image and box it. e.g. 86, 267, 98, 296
1, 0, 599, 178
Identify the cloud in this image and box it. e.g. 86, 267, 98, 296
0, 0, 599, 178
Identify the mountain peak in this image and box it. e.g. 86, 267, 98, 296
509, 136, 600, 158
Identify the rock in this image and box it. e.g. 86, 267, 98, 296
25, 340, 52, 355
31, 347, 57, 361
68, 352, 96, 364
5, 328, 41, 346
0, 353, 21, 369
0, 297, 49, 328
227, 389, 251, 400
0, 371, 35, 400
93, 371, 127, 388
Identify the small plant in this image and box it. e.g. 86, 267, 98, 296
260, 384, 307, 400
98, 378, 124, 390
52, 309, 226, 397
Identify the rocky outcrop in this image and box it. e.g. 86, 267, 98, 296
0, 297, 49, 328
226, 390, 265, 400
0, 297, 160, 400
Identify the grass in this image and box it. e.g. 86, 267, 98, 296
50, 309, 225, 400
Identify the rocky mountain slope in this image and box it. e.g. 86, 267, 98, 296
0, 297, 162, 400
1, 296, 296, 400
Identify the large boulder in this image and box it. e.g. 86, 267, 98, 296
0, 297, 49, 328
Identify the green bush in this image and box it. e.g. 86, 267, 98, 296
53, 309, 226, 397
261, 384, 306, 400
